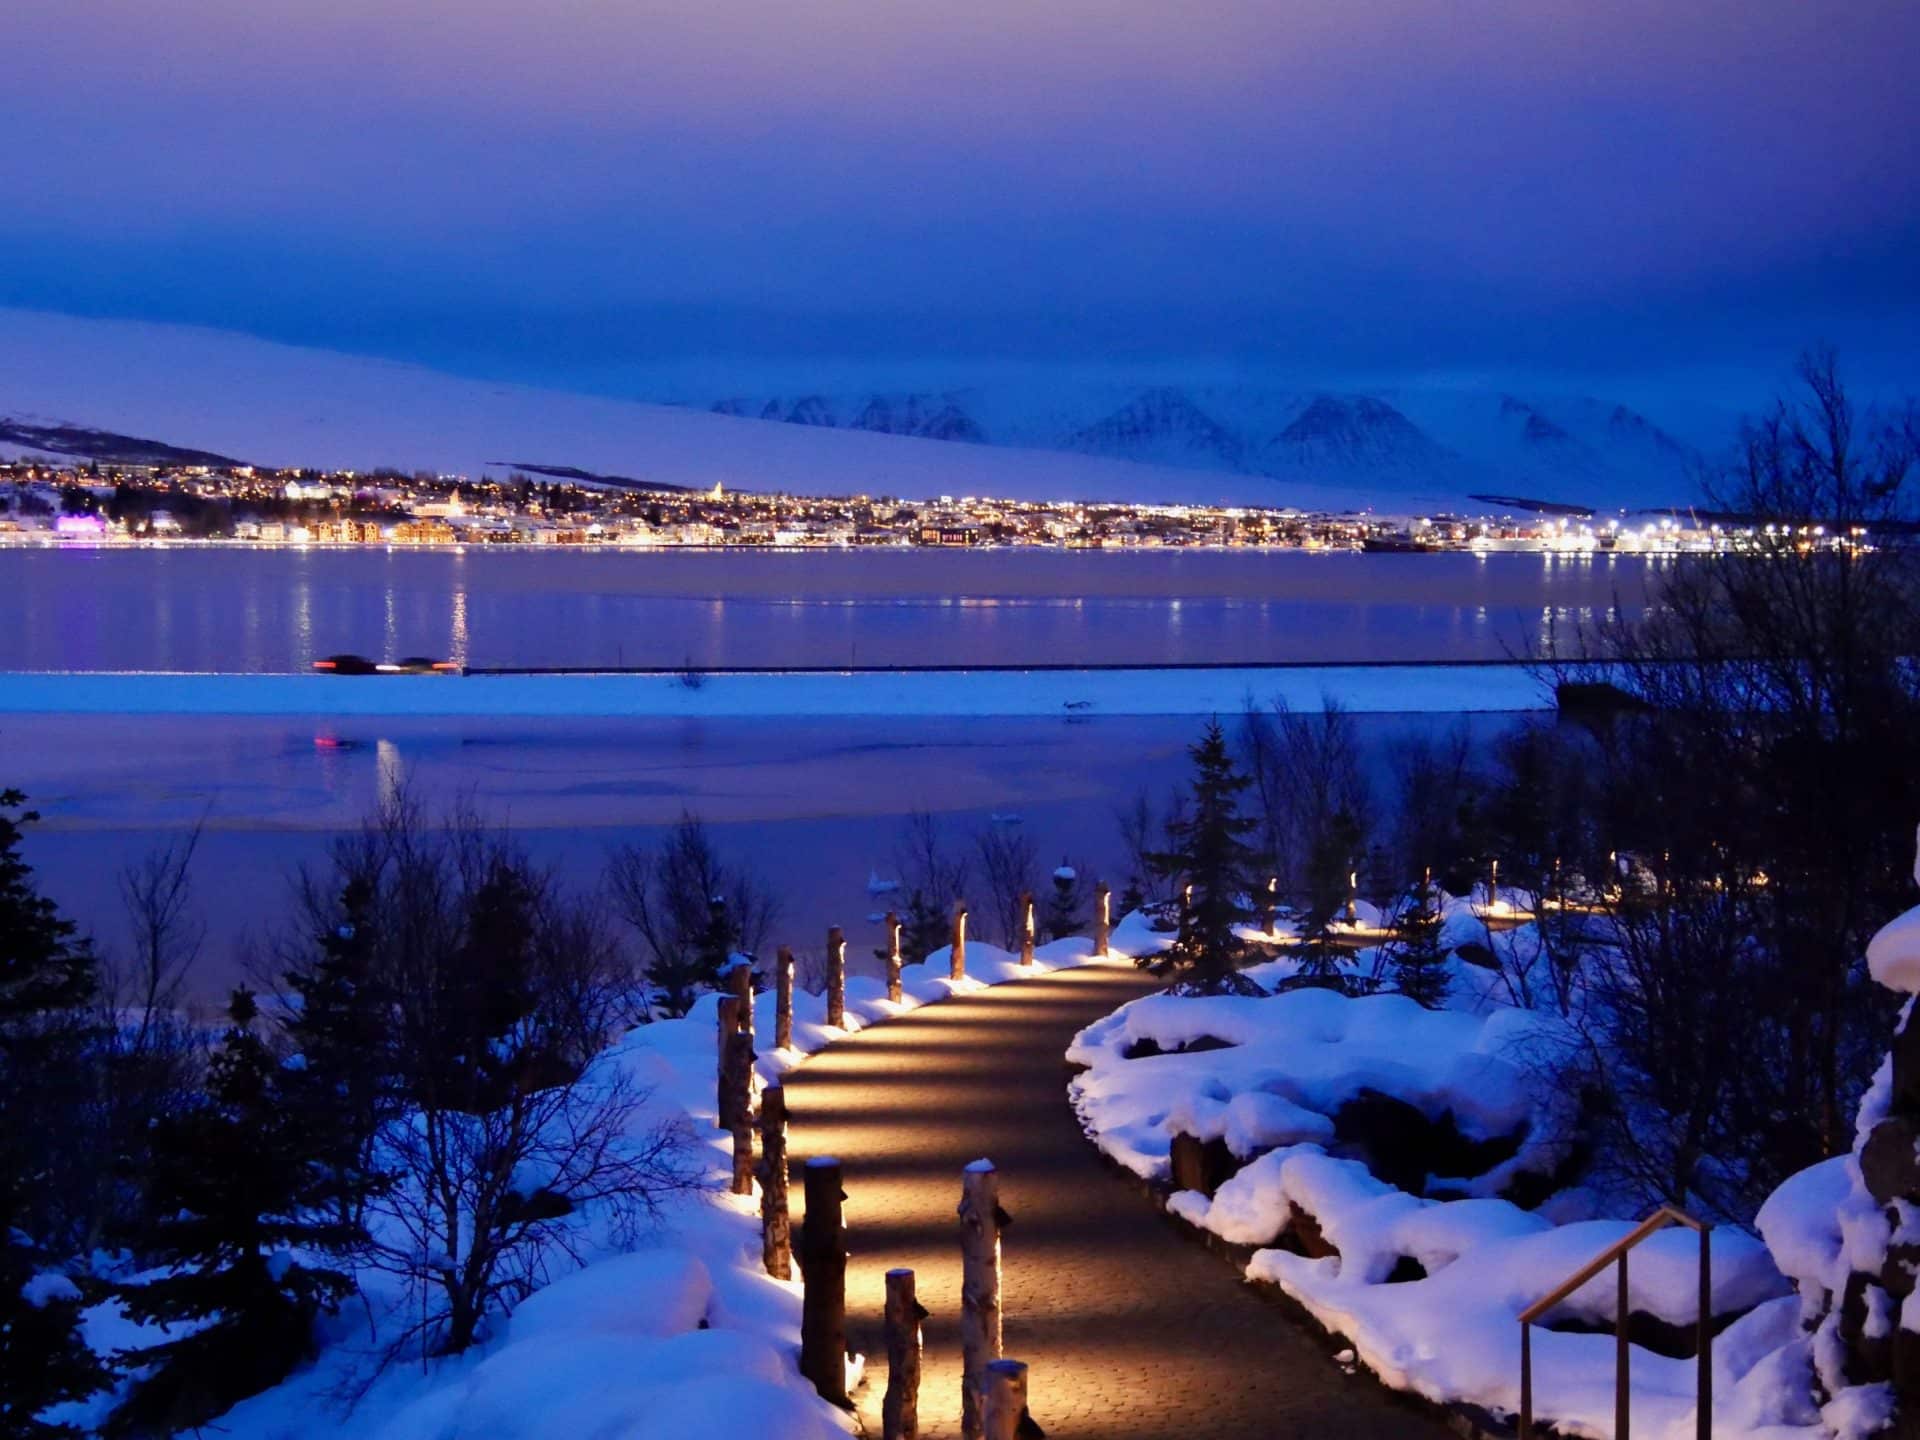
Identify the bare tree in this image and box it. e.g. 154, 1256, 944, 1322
974, 821, 1039, 950
1544, 352, 1920, 1206
90, 826, 210, 1249
339, 797, 696, 1359
893, 810, 970, 962
1386, 722, 1479, 891
1112, 787, 1180, 907
606, 814, 777, 1018
1269, 696, 1374, 903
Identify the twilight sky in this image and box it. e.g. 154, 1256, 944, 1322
3, 0, 1916, 401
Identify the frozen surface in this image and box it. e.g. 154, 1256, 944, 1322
0, 665, 1549, 719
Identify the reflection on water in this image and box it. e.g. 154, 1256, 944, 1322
0, 546, 1660, 673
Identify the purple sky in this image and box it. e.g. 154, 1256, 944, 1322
2, 0, 1916, 395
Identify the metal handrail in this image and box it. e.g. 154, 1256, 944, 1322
1518, 1205, 1713, 1440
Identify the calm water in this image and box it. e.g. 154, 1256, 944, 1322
0, 545, 1657, 671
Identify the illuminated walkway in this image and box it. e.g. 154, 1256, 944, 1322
781, 956, 1446, 1440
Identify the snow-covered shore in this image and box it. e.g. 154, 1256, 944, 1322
0, 664, 1549, 718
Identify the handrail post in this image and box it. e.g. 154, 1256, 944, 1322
1519, 1320, 1532, 1440
1616, 1250, 1630, 1440
1697, 1223, 1713, 1440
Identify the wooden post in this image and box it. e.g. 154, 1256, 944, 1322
826, 925, 846, 1029
1018, 892, 1035, 965
1616, 1249, 1630, 1440
883, 1267, 927, 1440
717, 994, 742, 1133
959, 1160, 1005, 1440
721, 988, 757, 1197
1697, 1223, 1713, 1440
885, 911, 904, 1003
759, 1084, 790, 1279
1093, 882, 1110, 957
981, 1358, 1030, 1440
775, 945, 795, 1051
799, 1157, 848, 1406
951, 901, 968, 981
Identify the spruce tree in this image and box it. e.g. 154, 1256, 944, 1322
0, 789, 106, 1435
1290, 808, 1362, 990
1042, 860, 1085, 941
1, 1178, 105, 1439
112, 991, 356, 1436
280, 877, 393, 1232
1387, 874, 1451, 1009
1144, 721, 1263, 994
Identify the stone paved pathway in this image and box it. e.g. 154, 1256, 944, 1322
781, 956, 1449, 1440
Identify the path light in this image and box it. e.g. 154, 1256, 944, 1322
1347, 869, 1358, 924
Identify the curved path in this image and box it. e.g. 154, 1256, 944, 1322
781, 956, 1449, 1440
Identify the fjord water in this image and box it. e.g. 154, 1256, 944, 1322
0, 545, 1657, 672
4, 545, 1646, 991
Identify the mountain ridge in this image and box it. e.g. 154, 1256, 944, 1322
695, 381, 1702, 508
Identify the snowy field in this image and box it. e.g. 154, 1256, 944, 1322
53, 932, 1120, 1439
0, 664, 1550, 718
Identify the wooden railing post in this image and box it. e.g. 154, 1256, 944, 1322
799, 1156, 849, 1406
1094, 882, 1111, 957
981, 1358, 1030, 1440
1519, 1321, 1533, 1440
775, 944, 795, 1051
1018, 892, 1035, 965
759, 1084, 790, 1279
717, 987, 756, 1195
883, 1267, 927, 1440
716, 994, 742, 1133
1697, 1223, 1712, 1440
1516, 1206, 1716, 1440
951, 901, 968, 981
885, 911, 904, 1003
1616, 1250, 1630, 1439
959, 1160, 1005, 1440
826, 925, 846, 1029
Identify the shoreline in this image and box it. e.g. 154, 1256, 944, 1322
0, 664, 1551, 717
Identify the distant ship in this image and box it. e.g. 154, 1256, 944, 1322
1360, 532, 1444, 554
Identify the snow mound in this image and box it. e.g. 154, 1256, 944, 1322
1069, 971, 1806, 1437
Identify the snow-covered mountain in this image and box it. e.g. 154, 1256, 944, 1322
0, 308, 1510, 512
692, 382, 1707, 509
0, 306, 1711, 511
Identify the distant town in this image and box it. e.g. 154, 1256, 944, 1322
0, 457, 1763, 554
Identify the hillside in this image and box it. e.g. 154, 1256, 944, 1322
0, 308, 1704, 511
692, 381, 1710, 510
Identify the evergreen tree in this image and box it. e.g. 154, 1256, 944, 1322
896, 888, 949, 968
0, 789, 107, 1435
1144, 721, 1263, 994
1, 1178, 105, 1439
280, 877, 393, 1232
112, 991, 356, 1437
1290, 807, 1362, 989
1042, 860, 1085, 941
1387, 873, 1451, 1009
